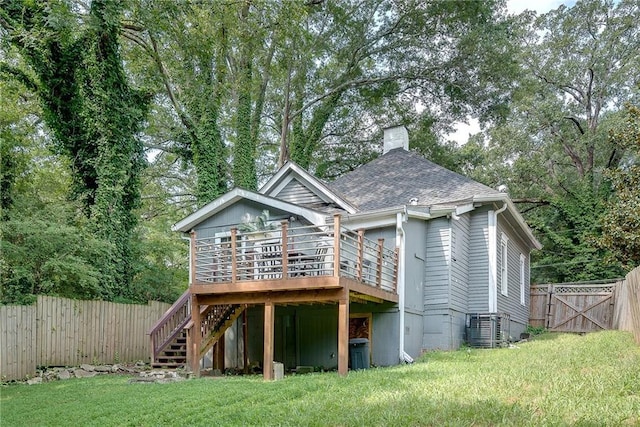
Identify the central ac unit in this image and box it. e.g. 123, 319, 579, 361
465, 313, 510, 348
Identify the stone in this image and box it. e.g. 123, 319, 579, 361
74, 369, 97, 378
27, 377, 42, 385
110, 364, 120, 372
94, 365, 112, 372
80, 364, 95, 372
57, 370, 71, 380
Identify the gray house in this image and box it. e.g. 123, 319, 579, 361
149, 126, 541, 379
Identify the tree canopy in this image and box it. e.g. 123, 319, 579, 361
469, 0, 639, 282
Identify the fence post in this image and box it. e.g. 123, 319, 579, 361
545, 284, 553, 329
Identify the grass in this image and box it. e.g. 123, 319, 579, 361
1, 331, 639, 426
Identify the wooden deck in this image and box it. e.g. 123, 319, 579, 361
150, 215, 399, 379
190, 216, 399, 305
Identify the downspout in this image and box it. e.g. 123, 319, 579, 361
397, 210, 412, 363
488, 203, 507, 312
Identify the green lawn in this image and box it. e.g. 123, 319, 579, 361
2, 331, 639, 426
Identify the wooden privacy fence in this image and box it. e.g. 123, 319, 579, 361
530, 266, 640, 342
530, 281, 617, 333
612, 267, 640, 344
0, 296, 170, 381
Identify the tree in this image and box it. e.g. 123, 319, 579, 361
600, 103, 640, 270
479, 0, 639, 282
122, 1, 230, 204
276, 0, 509, 171
123, 0, 510, 199
1, 0, 150, 299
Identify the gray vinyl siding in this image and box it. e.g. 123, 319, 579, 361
403, 219, 426, 314
404, 311, 423, 358
295, 306, 338, 369
422, 309, 467, 350
450, 214, 470, 313
365, 222, 422, 360
371, 310, 400, 366
424, 217, 450, 310
496, 218, 530, 328
273, 178, 336, 211
363, 227, 396, 250
275, 179, 323, 205
468, 208, 490, 313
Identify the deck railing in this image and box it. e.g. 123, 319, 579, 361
192, 220, 398, 294
147, 289, 191, 361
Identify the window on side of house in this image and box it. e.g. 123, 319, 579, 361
520, 253, 526, 306
501, 233, 509, 296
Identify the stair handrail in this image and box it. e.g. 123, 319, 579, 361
148, 289, 191, 360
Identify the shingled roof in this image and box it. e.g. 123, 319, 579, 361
328, 148, 500, 211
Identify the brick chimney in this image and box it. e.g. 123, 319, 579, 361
383, 125, 409, 154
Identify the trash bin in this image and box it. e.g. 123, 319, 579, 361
349, 338, 370, 369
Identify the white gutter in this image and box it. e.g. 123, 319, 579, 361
488, 203, 507, 312
396, 210, 411, 363
473, 194, 542, 250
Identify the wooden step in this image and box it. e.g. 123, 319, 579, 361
151, 362, 185, 368
157, 356, 186, 361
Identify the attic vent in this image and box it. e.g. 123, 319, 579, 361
383, 125, 409, 154
409, 197, 418, 205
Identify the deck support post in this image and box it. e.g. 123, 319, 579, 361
338, 295, 349, 376
243, 308, 249, 374
214, 338, 225, 371
190, 294, 201, 377
263, 301, 275, 380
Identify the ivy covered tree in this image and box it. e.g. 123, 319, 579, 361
1, 0, 150, 300
600, 103, 640, 270
122, 0, 510, 199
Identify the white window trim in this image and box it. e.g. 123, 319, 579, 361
520, 253, 526, 306
500, 233, 509, 296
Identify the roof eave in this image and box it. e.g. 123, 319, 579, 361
473, 194, 543, 250
259, 161, 358, 214
172, 188, 327, 233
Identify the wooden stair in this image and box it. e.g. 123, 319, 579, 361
152, 331, 187, 368
200, 305, 246, 358
148, 290, 246, 370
